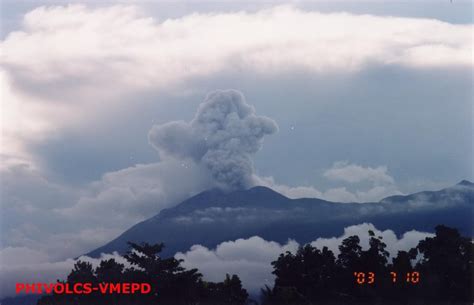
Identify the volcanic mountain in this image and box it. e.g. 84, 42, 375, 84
87, 181, 473, 257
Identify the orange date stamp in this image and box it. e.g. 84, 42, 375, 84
353, 272, 420, 284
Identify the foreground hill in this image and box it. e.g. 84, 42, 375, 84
87, 181, 473, 257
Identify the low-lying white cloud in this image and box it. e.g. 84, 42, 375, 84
177, 223, 433, 294
255, 161, 402, 202
311, 223, 434, 258
324, 161, 395, 184
177, 237, 299, 293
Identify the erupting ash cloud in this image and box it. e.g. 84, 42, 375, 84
149, 90, 278, 190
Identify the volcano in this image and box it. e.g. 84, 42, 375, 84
87, 181, 473, 257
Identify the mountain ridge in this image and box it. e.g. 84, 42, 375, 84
86, 181, 473, 258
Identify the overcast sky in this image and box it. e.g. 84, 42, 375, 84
0, 0, 472, 297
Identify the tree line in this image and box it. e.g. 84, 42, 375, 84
37, 225, 473, 305
262, 225, 472, 305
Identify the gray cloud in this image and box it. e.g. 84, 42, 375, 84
149, 90, 278, 190
0, 159, 215, 262
58, 161, 213, 227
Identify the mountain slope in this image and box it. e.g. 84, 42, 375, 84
87, 181, 473, 257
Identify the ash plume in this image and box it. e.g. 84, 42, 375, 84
148, 90, 278, 190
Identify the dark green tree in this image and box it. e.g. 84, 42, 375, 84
96, 259, 124, 283
415, 225, 473, 302
264, 244, 337, 304
337, 235, 362, 270
37, 242, 248, 305
385, 249, 419, 302
264, 226, 473, 305
204, 274, 249, 305
335, 235, 363, 300
123, 242, 203, 304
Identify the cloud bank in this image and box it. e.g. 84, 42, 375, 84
1, 160, 215, 261
310, 223, 434, 258
176, 237, 299, 293
324, 161, 394, 184
256, 161, 402, 202
176, 223, 433, 294
1, 5, 472, 164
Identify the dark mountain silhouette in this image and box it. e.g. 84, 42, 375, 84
87, 181, 473, 258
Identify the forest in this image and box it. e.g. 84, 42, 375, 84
37, 225, 473, 305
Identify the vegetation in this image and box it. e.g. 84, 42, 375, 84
37, 225, 473, 305
262, 225, 473, 305
37, 242, 248, 305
